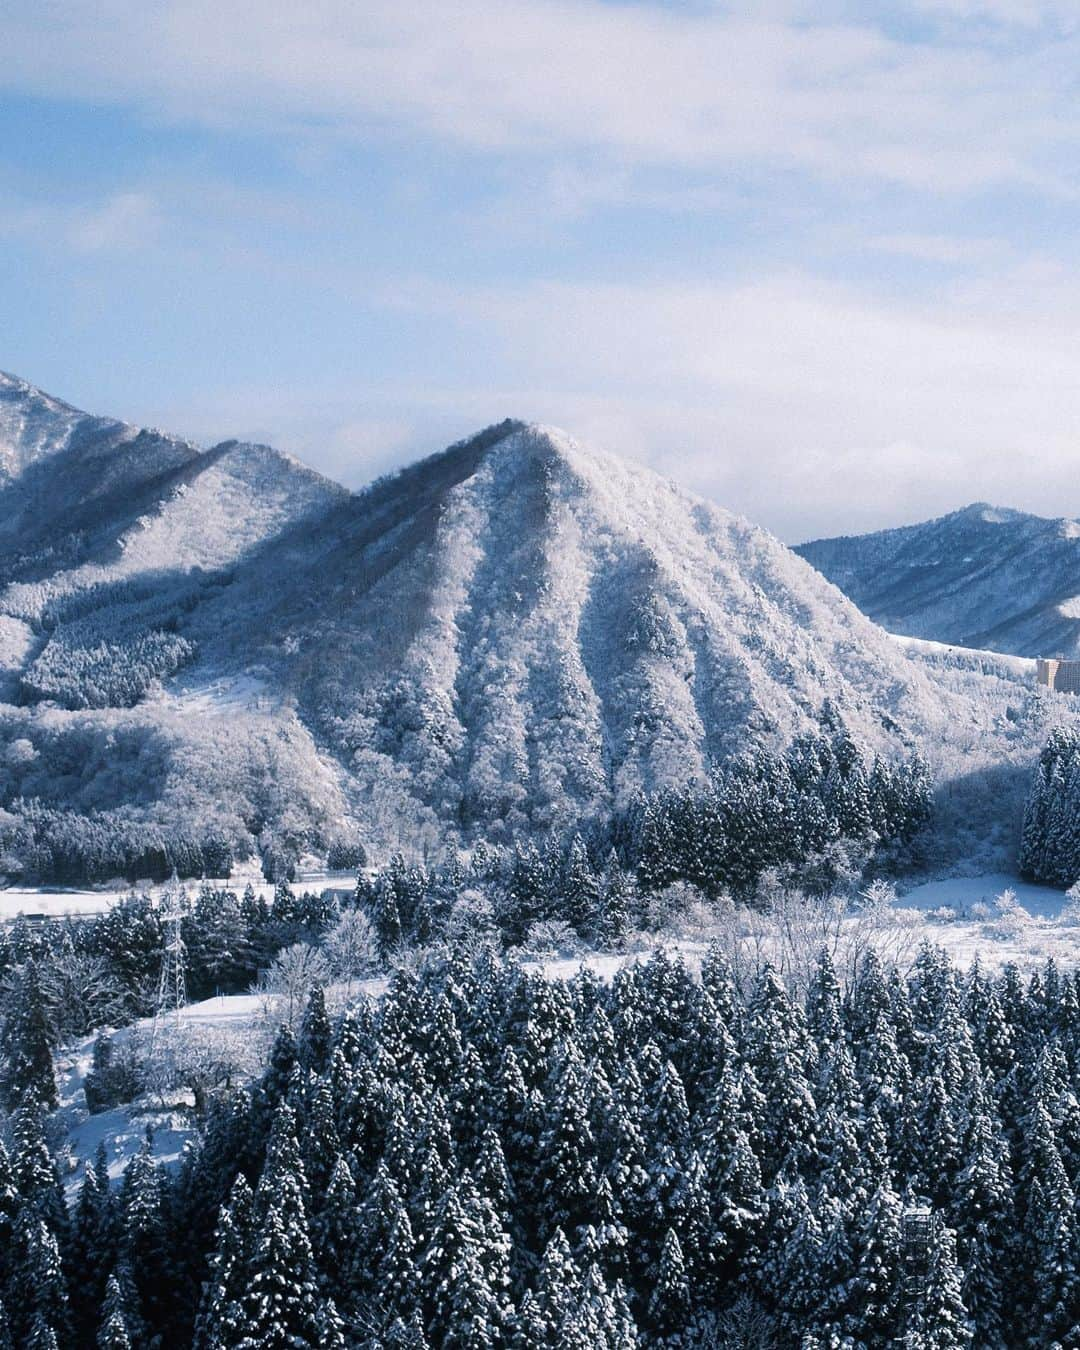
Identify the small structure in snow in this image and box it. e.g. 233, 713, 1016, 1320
1037, 657, 1080, 694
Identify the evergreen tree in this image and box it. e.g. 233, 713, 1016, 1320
11, 1102, 67, 1240
69, 1145, 117, 1344
647, 1229, 692, 1343
562, 835, 600, 934
194, 1174, 254, 1350
96, 1273, 134, 1350
119, 1138, 170, 1338
420, 1179, 511, 1349
745, 966, 816, 1183
239, 1106, 329, 1349
908, 1221, 973, 1350
595, 853, 634, 946
845, 1181, 903, 1345
0, 960, 56, 1109
298, 986, 332, 1077
9, 1212, 71, 1349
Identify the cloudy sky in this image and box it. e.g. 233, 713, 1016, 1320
4, 1, 1080, 540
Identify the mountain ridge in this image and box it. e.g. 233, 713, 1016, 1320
796, 501, 1080, 657
0, 372, 1066, 864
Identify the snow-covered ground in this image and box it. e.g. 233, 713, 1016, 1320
149, 671, 277, 717
0, 889, 124, 920
0, 867, 359, 920
892, 871, 1080, 973
55, 992, 283, 1193
54, 982, 391, 1191
898, 871, 1064, 917
889, 632, 1037, 678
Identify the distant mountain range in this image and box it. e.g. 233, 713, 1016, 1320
0, 374, 1060, 863
796, 503, 1080, 658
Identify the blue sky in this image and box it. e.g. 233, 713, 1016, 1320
4, 0, 1080, 539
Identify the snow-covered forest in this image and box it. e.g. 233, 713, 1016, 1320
4, 939, 1079, 1347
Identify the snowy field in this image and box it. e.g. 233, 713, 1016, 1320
55, 993, 281, 1192
898, 871, 1064, 917
0, 888, 121, 919
55, 981, 392, 1191
886, 871, 1080, 976
0, 865, 359, 920
148, 671, 276, 717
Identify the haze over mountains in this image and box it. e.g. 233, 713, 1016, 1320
0, 373, 1061, 863
797, 503, 1080, 659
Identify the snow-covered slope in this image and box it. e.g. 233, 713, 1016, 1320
0, 371, 201, 551
797, 502, 1080, 657
0, 371, 107, 479
179, 423, 1055, 847
0, 376, 1068, 858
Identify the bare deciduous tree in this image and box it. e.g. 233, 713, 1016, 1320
260, 942, 330, 1028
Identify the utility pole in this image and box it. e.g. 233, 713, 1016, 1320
896, 1203, 934, 1348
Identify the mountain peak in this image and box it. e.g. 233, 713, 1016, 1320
0, 369, 111, 480
952, 501, 1022, 525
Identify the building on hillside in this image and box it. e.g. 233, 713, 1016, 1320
1037, 657, 1080, 694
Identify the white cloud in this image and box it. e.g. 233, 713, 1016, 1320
3, 1, 1080, 193
0, 189, 160, 255
332, 264, 1080, 538
868, 233, 1005, 265
68, 191, 160, 253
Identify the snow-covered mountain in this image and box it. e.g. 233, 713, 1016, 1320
796, 503, 1080, 658
0, 377, 1061, 859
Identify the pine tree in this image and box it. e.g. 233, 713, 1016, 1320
953, 1099, 1012, 1343
10, 1102, 68, 1241
531, 1229, 581, 1340
302, 1078, 342, 1197
700, 1064, 766, 1287
771, 1179, 823, 1341
641, 1060, 708, 1277
595, 853, 634, 946
562, 835, 600, 934
647, 1228, 692, 1343
312, 1154, 361, 1314
383, 1311, 432, 1349
249, 1023, 298, 1157
119, 1138, 170, 1338
69, 1145, 117, 1344
745, 966, 816, 1183
9, 1212, 71, 1349
420, 1179, 511, 1349
239, 1105, 327, 1349
298, 986, 333, 1077
194, 1174, 254, 1350
356, 1159, 419, 1326
0, 1139, 20, 1290
806, 947, 844, 1049
845, 1181, 903, 1345
0, 960, 56, 1109
538, 1054, 598, 1241
96, 1273, 134, 1350
371, 874, 404, 958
